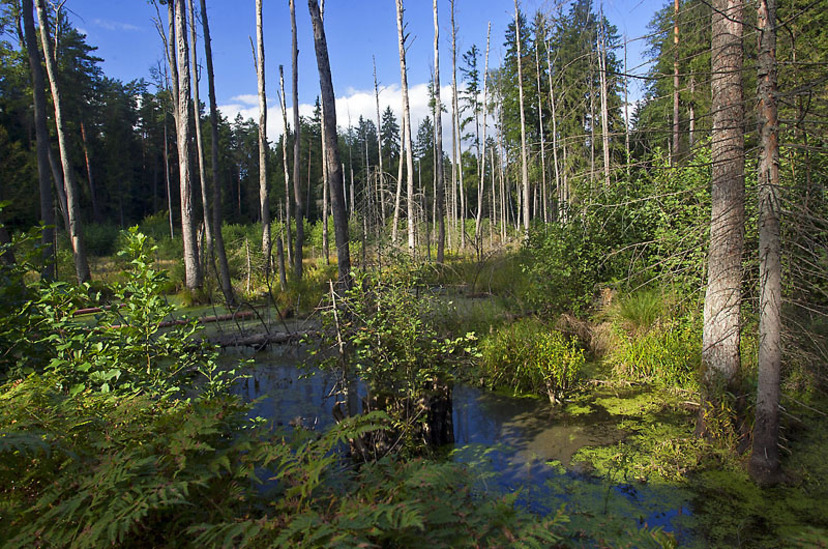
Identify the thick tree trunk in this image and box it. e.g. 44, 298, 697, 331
514, 0, 530, 233
200, 0, 236, 306
35, 0, 89, 284
290, 0, 304, 281
22, 0, 55, 279
395, 0, 416, 254
308, 0, 351, 288
278, 66, 293, 266
188, 0, 213, 263
392, 114, 406, 245
432, 3, 445, 263
701, 0, 745, 425
750, 0, 783, 486
173, 0, 202, 289
255, 0, 271, 276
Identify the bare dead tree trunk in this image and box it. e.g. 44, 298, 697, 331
672, 0, 681, 164
188, 0, 212, 263
373, 57, 387, 229
476, 22, 491, 245
255, 0, 271, 276
598, 14, 610, 187
78, 120, 101, 223
162, 116, 175, 238
450, 0, 466, 250
432, 3, 446, 263
173, 0, 202, 289
392, 100, 406, 245
544, 37, 562, 221
624, 35, 631, 177
291, 0, 304, 281
308, 0, 351, 288
200, 0, 235, 306
701, 0, 745, 427
395, 0, 416, 254
22, 0, 54, 279
750, 0, 783, 486
534, 40, 548, 222
278, 66, 293, 266
322, 109, 330, 264
514, 0, 530, 233
35, 0, 89, 284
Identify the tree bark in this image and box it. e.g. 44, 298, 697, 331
22, 0, 55, 279
278, 66, 294, 266
188, 0, 213, 264
35, 0, 89, 284
200, 0, 235, 306
598, 15, 611, 187
395, 0, 416, 254
750, 0, 783, 486
534, 40, 548, 222
514, 0, 530, 233
672, 0, 681, 164
173, 0, 202, 289
432, 0, 446, 263
255, 0, 271, 276
373, 57, 387, 229
290, 0, 304, 281
476, 22, 491, 244
450, 0, 465, 249
308, 0, 351, 289
701, 0, 745, 424
392, 116, 406, 245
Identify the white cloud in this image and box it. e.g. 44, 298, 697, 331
218, 81, 456, 150
92, 18, 142, 32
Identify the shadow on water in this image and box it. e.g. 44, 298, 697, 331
232, 351, 695, 544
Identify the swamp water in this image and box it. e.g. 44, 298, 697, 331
232, 348, 696, 544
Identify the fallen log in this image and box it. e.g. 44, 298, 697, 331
210, 330, 312, 348
109, 311, 255, 330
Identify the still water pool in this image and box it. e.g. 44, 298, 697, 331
232, 348, 695, 543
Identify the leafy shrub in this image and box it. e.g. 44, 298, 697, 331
480, 318, 584, 403
316, 272, 477, 454
608, 312, 701, 387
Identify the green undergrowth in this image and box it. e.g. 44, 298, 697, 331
479, 317, 585, 403
560, 382, 828, 548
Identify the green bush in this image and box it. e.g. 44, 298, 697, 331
608, 313, 701, 387
480, 318, 584, 403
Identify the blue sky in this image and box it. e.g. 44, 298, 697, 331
65, 0, 665, 138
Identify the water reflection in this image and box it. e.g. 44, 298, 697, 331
234, 352, 694, 543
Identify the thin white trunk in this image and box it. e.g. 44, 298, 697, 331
476, 22, 491, 243
433, 0, 446, 262
395, 0, 416, 253
255, 0, 271, 274
514, 0, 530, 232
278, 66, 293, 266
35, 0, 89, 283
599, 15, 611, 187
